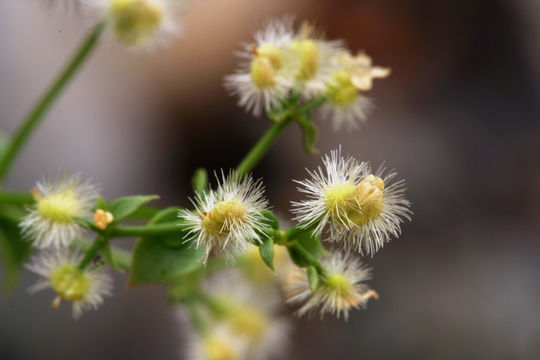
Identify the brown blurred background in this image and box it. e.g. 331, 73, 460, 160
1, 0, 540, 359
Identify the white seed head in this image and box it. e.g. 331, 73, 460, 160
20, 175, 99, 249
179, 171, 271, 263
283, 251, 377, 320
292, 148, 411, 256
25, 249, 113, 319
81, 0, 189, 48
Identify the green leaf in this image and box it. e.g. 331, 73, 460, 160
129, 207, 204, 286
191, 168, 208, 194
307, 266, 319, 292
297, 232, 326, 259
261, 210, 279, 230
287, 245, 311, 268
109, 195, 159, 223
0, 215, 32, 292
102, 238, 122, 271
297, 117, 318, 155
96, 195, 109, 211
259, 237, 274, 271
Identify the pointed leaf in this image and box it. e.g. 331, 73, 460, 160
297, 118, 318, 155
307, 266, 319, 292
129, 207, 204, 286
259, 237, 275, 271
191, 168, 208, 194
109, 195, 159, 223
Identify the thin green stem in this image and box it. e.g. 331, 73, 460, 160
236, 116, 293, 177
289, 242, 327, 277
0, 189, 33, 204
75, 239, 131, 270
0, 22, 106, 182
110, 222, 180, 237
78, 235, 107, 271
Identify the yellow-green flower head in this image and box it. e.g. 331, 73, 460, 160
289, 21, 344, 99
283, 251, 377, 319
25, 249, 113, 318
224, 17, 297, 115
292, 148, 411, 256
199, 270, 291, 360
189, 325, 250, 360
319, 51, 390, 131
179, 171, 271, 263
83, 0, 188, 47
20, 175, 99, 249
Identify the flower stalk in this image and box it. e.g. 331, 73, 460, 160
0, 22, 106, 182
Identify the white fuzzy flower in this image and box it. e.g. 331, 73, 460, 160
25, 249, 113, 319
318, 51, 390, 131
81, 0, 189, 47
283, 251, 377, 320
203, 270, 290, 360
179, 171, 271, 263
224, 17, 297, 115
20, 175, 98, 249
188, 325, 251, 360
289, 21, 344, 99
292, 148, 411, 256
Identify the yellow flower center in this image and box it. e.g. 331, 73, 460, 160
110, 0, 164, 45
325, 273, 354, 296
323, 175, 385, 227
37, 188, 82, 223
50, 265, 90, 301
326, 70, 358, 106
229, 306, 269, 343
250, 56, 277, 88
291, 39, 319, 81
203, 337, 237, 360
200, 200, 248, 237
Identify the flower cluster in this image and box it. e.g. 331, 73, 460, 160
225, 17, 390, 130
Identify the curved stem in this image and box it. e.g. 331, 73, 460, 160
289, 242, 327, 277
235, 116, 293, 177
78, 235, 107, 270
0, 22, 106, 182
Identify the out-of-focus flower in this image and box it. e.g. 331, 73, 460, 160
20, 175, 98, 249
283, 251, 377, 319
292, 148, 411, 255
25, 249, 113, 318
289, 21, 344, 99
239, 244, 293, 285
224, 17, 297, 115
319, 51, 390, 131
82, 0, 189, 47
179, 171, 271, 263
189, 325, 250, 360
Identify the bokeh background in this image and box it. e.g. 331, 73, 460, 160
1, 0, 540, 359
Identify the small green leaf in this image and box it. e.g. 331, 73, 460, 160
109, 195, 158, 223
259, 237, 274, 270
287, 246, 311, 268
191, 168, 208, 194
307, 266, 319, 291
0, 215, 32, 292
96, 195, 109, 211
261, 210, 279, 230
297, 232, 326, 259
297, 117, 318, 155
129, 207, 204, 286
102, 238, 122, 271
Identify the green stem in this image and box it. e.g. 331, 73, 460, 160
110, 222, 180, 237
0, 190, 33, 205
0, 22, 106, 182
236, 116, 293, 177
78, 235, 107, 270
300, 95, 328, 113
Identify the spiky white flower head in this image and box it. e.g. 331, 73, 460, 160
179, 171, 271, 263
283, 251, 377, 320
318, 51, 390, 131
224, 17, 297, 115
202, 270, 290, 360
189, 325, 251, 360
20, 175, 99, 249
25, 249, 113, 319
81, 0, 189, 47
289, 21, 344, 99
291, 148, 411, 256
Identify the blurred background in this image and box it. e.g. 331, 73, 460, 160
1, 0, 540, 359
